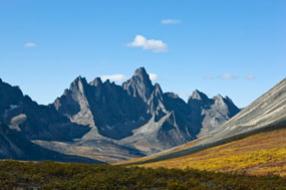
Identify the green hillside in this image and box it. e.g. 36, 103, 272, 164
0, 161, 285, 190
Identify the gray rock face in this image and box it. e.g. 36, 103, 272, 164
122, 67, 154, 102
0, 121, 99, 163
0, 79, 89, 141
55, 76, 149, 140
0, 80, 100, 162
188, 90, 240, 137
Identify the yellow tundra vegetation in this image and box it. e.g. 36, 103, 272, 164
141, 128, 286, 177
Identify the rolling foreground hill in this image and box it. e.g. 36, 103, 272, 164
121, 78, 286, 176
140, 127, 286, 176
0, 161, 285, 190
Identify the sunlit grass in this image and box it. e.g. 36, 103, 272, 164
141, 128, 286, 177
0, 161, 285, 190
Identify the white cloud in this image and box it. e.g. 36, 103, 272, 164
127, 35, 168, 53
219, 73, 238, 80
203, 75, 216, 80
24, 42, 38, 48
101, 74, 126, 82
245, 74, 256, 80
204, 74, 239, 81
219, 73, 239, 80
204, 73, 255, 81
161, 19, 181, 25
149, 73, 158, 81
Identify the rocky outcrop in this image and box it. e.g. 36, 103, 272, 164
188, 90, 240, 137
0, 79, 89, 141
0, 119, 99, 163
122, 67, 154, 102
0, 80, 99, 163
54, 76, 149, 140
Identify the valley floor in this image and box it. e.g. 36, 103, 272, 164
139, 127, 286, 177
0, 161, 285, 190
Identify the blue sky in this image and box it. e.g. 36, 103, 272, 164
0, 0, 285, 107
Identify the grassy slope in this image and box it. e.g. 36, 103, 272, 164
139, 128, 286, 177
0, 161, 286, 190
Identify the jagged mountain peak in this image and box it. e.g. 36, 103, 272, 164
69, 76, 90, 95
132, 67, 153, 87
104, 79, 111, 84
90, 77, 103, 86
189, 90, 209, 102
73, 75, 87, 83
224, 95, 233, 102
212, 94, 240, 116
213, 94, 226, 104
122, 67, 154, 102
164, 92, 180, 99
0, 79, 24, 112
213, 95, 235, 107
213, 94, 224, 100
153, 83, 163, 95
71, 76, 88, 87
148, 83, 165, 116
134, 67, 149, 77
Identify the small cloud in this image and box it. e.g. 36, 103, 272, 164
219, 73, 239, 81
203, 75, 216, 80
161, 19, 181, 25
245, 74, 256, 80
204, 74, 239, 81
149, 73, 158, 81
127, 35, 168, 53
204, 73, 255, 81
101, 74, 126, 82
24, 42, 38, 48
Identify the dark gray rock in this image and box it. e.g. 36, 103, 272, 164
55, 75, 150, 140
122, 67, 154, 102
0, 118, 99, 163
188, 90, 240, 137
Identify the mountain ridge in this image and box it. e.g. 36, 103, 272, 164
0, 67, 240, 162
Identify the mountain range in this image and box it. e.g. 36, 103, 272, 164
0, 67, 240, 162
